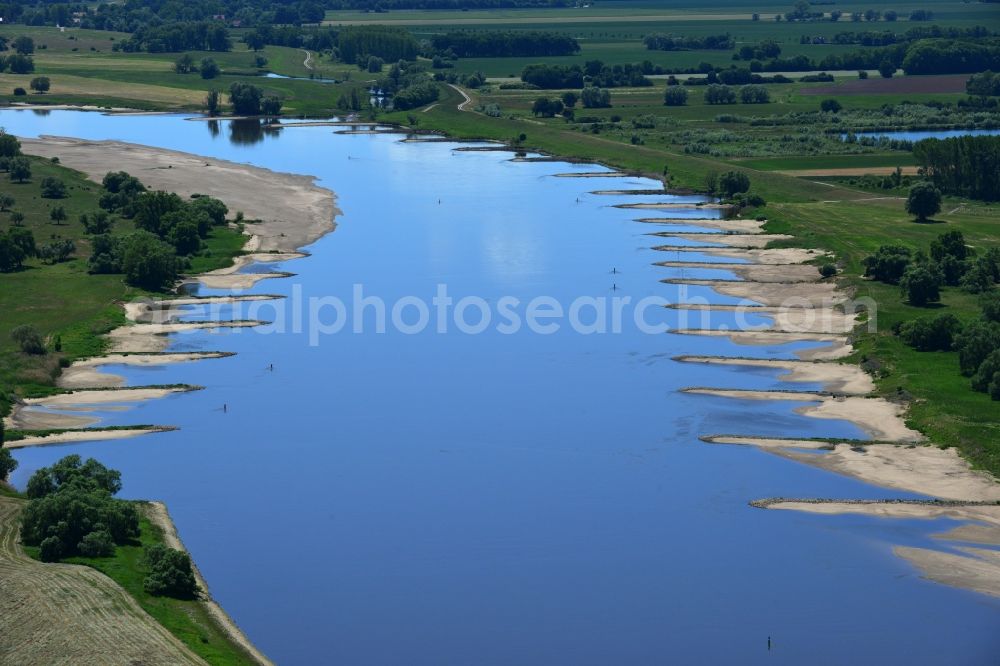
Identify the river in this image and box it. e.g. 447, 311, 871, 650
3, 110, 998, 664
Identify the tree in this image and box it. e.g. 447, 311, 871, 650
7, 227, 36, 258
29, 76, 50, 94
11, 324, 45, 354
955, 321, 1000, 376
205, 89, 221, 116
899, 264, 943, 306
0, 194, 13, 211
878, 59, 895, 78
7, 55, 34, 75
739, 85, 769, 104
174, 54, 195, 74
49, 205, 67, 224
119, 231, 179, 290
862, 245, 913, 284
80, 211, 113, 235
663, 86, 688, 106
704, 84, 736, 104
580, 86, 611, 108
531, 97, 563, 118
12, 35, 34, 55
930, 230, 968, 262
906, 182, 942, 222
144, 545, 200, 598
200, 58, 220, 80
229, 82, 263, 115
9, 156, 31, 183
40, 176, 67, 198
0, 133, 20, 158
718, 171, 750, 197
820, 99, 842, 113
0, 447, 17, 482
168, 219, 201, 255
0, 234, 25, 272
898, 314, 962, 351
561, 91, 578, 108
9, 212, 24, 227
261, 96, 283, 117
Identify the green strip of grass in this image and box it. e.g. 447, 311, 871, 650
23, 510, 256, 665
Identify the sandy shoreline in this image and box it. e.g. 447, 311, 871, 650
21, 137, 338, 253
145, 502, 274, 665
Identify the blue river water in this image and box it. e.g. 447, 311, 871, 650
848, 128, 1000, 142
3, 110, 998, 664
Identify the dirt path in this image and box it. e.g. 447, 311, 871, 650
0, 496, 206, 665
449, 84, 473, 111
301, 49, 314, 72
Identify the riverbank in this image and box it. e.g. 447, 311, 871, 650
3, 133, 341, 662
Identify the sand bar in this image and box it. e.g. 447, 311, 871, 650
672, 328, 852, 360
21, 137, 338, 253
5, 427, 175, 449
653, 233, 793, 249
683, 388, 922, 441
657, 262, 823, 283
638, 218, 766, 234
676, 356, 874, 394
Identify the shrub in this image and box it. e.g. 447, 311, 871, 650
11, 324, 45, 354
78, 529, 116, 557
819, 264, 837, 278
663, 86, 688, 106
718, 171, 750, 197
39, 176, 67, 199
899, 263, 943, 306
954, 320, 1000, 376
898, 314, 962, 351
12, 87, 26, 96
820, 99, 842, 113
144, 545, 200, 598
863, 245, 912, 284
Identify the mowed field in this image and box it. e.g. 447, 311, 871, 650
0, 496, 206, 666
323, 0, 998, 76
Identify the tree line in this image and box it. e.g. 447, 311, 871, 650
430, 31, 579, 58
643, 34, 734, 51
913, 136, 1000, 202
337, 26, 419, 64
114, 20, 231, 53
17, 454, 201, 598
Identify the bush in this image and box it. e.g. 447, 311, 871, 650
39, 176, 67, 199
864, 245, 912, 284
144, 545, 200, 599
718, 171, 750, 197
21, 456, 139, 561
13, 87, 26, 96
78, 529, 116, 557
899, 263, 943, 306
954, 320, 1000, 376
819, 264, 837, 278
898, 314, 962, 351
11, 324, 45, 354
663, 86, 688, 106
739, 84, 770, 104
820, 99, 842, 113
580, 86, 611, 108
118, 231, 179, 290
0, 447, 17, 481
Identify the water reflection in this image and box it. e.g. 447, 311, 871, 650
228, 118, 281, 145
207, 119, 220, 138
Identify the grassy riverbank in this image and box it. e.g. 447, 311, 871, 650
384, 84, 1000, 473
0, 155, 246, 414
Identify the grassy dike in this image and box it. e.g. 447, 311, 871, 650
379, 84, 1000, 474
